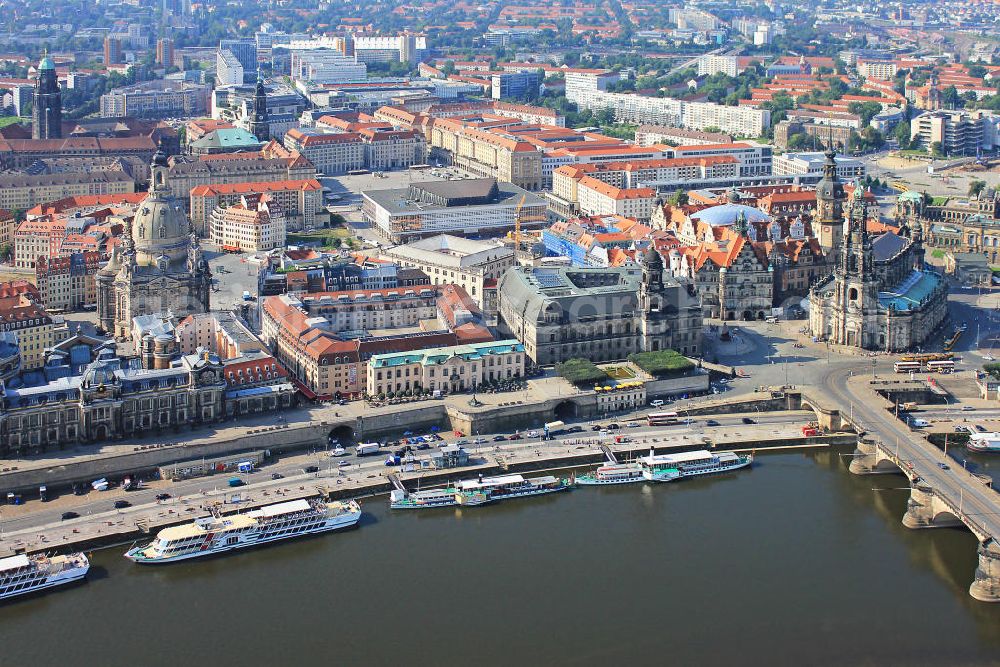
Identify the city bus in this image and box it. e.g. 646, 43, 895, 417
647, 411, 680, 426
894, 361, 922, 373
926, 360, 955, 373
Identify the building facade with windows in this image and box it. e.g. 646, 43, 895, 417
209, 193, 287, 252
497, 252, 703, 365
367, 340, 524, 396
362, 178, 547, 244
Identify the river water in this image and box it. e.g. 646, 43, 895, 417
2, 448, 999, 667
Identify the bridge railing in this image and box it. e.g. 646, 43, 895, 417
871, 439, 992, 541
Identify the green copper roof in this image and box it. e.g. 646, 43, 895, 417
897, 190, 923, 202
39, 55, 55, 70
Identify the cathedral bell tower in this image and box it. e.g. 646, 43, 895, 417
831, 186, 880, 349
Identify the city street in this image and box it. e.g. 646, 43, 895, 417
0, 409, 816, 547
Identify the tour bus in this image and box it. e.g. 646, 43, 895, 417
894, 361, 922, 373
647, 411, 680, 426
926, 360, 955, 373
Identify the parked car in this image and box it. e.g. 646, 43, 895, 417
706, 419, 720, 426
526, 430, 539, 438
742, 417, 757, 425
591, 424, 603, 431
493, 435, 506, 442
961, 405, 975, 411
61, 511, 79, 520
650, 399, 665, 408
155, 493, 171, 501
114, 500, 131, 509
271, 472, 284, 480
415, 443, 432, 450
304, 465, 319, 473
455, 439, 470, 446
937, 462, 950, 470
474, 437, 488, 444
567, 426, 584, 433
607, 423, 620, 430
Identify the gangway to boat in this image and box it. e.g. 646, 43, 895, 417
599, 444, 619, 464
387, 473, 406, 492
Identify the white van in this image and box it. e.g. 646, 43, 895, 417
910, 418, 930, 428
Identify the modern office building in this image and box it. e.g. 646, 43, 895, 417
362, 178, 547, 243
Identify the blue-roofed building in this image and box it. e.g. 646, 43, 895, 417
188, 127, 263, 155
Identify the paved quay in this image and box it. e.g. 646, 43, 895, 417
0, 418, 848, 557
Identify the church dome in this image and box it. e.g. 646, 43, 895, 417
38, 55, 55, 71
690, 203, 770, 227
132, 191, 191, 266
132, 147, 192, 267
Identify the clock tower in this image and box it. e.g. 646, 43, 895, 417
815, 143, 845, 255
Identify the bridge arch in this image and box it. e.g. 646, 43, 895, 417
932, 509, 962, 525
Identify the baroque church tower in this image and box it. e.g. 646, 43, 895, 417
829, 187, 880, 349
249, 75, 269, 142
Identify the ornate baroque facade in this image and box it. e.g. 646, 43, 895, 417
97, 147, 211, 338
809, 152, 948, 351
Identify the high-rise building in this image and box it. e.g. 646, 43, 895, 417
32, 54, 62, 140
156, 38, 175, 67
104, 36, 123, 65
217, 38, 257, 84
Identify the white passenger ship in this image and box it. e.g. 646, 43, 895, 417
0, 552, 90, 602
389, 487, 459, 509
640, 449, 752, 482
124, 498, 361, 564
454, 474, 572, 506
577, 463, 645, 486
967, 432, 1000, 453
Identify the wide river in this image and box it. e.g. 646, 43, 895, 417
2, 448, 999, 667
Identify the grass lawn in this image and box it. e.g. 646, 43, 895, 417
628, 350, 694, 377
930, 196, 951, 206
931, 249, 945, 259
556, 358, 610, 386
0, 117, 26, 129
